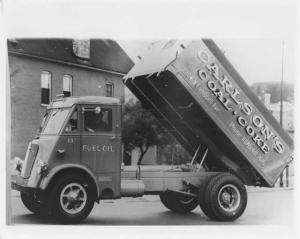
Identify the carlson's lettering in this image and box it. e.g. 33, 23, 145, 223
193, 48, 285, 155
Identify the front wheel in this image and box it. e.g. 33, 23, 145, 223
200, 173, 247, 221
21, 192, 47, 215
49, 174, 95, 224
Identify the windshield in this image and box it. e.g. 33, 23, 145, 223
41, 108, 71, 134
39, 110, 50, 133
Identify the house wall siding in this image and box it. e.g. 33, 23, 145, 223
9, 55, 125, 159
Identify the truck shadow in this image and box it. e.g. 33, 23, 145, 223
11, 211, 242, 225
11, 214, 57, 225
83, 211, 234, 226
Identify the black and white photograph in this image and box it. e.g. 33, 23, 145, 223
1, 0, 299, 239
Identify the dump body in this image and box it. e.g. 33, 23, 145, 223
124, 40, 293, 187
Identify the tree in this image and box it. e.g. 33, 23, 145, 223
122, 99, 193, 166
122, 100, 168, 165
157, 142, 192, 165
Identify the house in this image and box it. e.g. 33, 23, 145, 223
8, 39, 134, 159
251, 81, 294, 103
268, 101, 294, 134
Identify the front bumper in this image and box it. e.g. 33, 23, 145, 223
11, 175, 43, 195
11, 181, 42, 195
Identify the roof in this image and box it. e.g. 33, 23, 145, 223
49, 96, 121, 108
268, 101, 294, 112
7, 39, 134, 75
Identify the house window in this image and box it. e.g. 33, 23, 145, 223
73, 39, 90, 59
63, 75, 73, 97
105, 83, 114, 97
41, 71, 51, 105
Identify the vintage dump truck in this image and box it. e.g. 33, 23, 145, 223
11, 39, 294, 224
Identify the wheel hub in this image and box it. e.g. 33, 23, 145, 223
60, 183, 87, 214
221, 191, 231, 203
217, 184, 241, 212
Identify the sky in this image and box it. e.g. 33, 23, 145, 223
2, 0, 297, 88
119, 39, 296, 86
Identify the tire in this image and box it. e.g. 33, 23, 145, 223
203, 173, 247, 221
198, 173, 221, 218
21, 192, 46, 215
159, 193, 173, 210
160, 190, 199, 213
49, 173, 95, 224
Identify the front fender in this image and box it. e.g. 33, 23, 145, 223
40, 163, 100, 197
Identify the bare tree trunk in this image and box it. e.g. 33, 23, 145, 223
137, 146, 148, 165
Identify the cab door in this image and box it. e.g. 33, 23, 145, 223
80, 104, 121, 197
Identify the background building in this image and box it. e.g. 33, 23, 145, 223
8, 39, 133, 159
251, 82, 294, 134
251, 82, 294, 187
251, 82, 294, 103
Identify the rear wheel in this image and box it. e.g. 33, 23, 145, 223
198, 173, 220, 217
49, 174, 95, 224
160, 189, 199, 213
159, 193, 173, 210
201, 173, 247, 221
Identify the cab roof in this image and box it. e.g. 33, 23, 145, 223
48, 96, 121, 108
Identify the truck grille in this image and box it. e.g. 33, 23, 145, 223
21, 143, 39, 178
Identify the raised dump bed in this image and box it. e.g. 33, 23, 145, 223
124, 39, 294, 187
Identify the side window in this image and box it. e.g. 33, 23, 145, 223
83, 107, 112, 133
41, 71, 51, 105
65, 108, 78, 133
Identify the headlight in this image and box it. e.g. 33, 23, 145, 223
14, 157, 23, 173
36, 160, 48, 176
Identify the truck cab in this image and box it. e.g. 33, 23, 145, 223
12, 96, 123, 222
